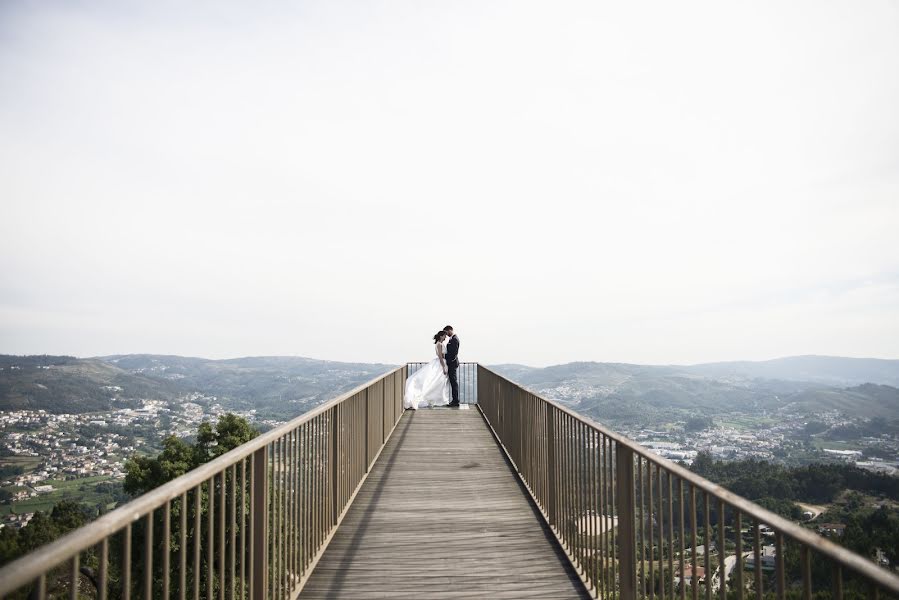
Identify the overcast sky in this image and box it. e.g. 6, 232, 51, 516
1, 1, 897, 367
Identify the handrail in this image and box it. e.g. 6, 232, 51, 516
0, 365, 408, 598
477, 364, 899, 598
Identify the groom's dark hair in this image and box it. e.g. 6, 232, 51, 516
443, 325, 453, 332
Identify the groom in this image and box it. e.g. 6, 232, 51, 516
443, 325, 460, 406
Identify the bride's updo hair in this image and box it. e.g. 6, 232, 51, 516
433, 331, 447, 344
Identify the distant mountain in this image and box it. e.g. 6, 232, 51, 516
4, 353, 898, 426
494, 355, 899, 388
0, 355, 181, 413
0, 354, 395, 418
681, 355, 899, 387
489, 357, 899, 427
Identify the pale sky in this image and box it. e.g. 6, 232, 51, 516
1, 1, 898, 367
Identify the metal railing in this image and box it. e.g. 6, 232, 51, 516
0, 366, 408, 600
477, 364, 899, 600
406, 361, 478, 404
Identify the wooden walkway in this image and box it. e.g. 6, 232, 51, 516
301, 407, 590, 599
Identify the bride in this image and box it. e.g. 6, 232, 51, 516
403, 330, 452, 410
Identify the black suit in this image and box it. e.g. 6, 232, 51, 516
445, 335, 460, 404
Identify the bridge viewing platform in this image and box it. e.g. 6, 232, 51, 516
301, 408, 587, 599
1, 364, 898, 599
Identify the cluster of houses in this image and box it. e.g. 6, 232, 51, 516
0, 395, 260, 515
632, 425, 782, 464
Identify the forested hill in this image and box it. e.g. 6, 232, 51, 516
0, 355, 181, 413
490, 356, 899, 426
0, 354, 394, 416
3, 353, 898, 423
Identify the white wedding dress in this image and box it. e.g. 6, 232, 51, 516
403, 342, 451, 410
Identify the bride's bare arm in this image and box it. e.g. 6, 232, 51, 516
437, 344, 447, 373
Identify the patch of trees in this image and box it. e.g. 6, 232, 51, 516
684, 415, 714, 432
824, 417, 899, 441
0, 465, 24, 479
0, 414, 258, 599
0, 501, 90, 566
690, 452, 899, 504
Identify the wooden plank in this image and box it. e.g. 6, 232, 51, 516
300, 409, 590, 599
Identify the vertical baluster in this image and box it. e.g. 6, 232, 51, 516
774, 531, 785, 600
302, 424, 309, 575
34, 574, 46, 600
668, 474, 675, 600
679, 479, 685, 600
591, 427, 598, 594
281, 435, 287, 599
248, 459, 255, 600
284, 431, 290, 597
230, 464, 236, 600
562, 414, 570, 553
162, 500, 171, 600
251, 445, 268, 600
286, 432, 292, 597
208, 478, 214, 600
271, 440, 278, 599
290, 429, 297, 591
123, 523, 132, 600
649, 461, 655, 600
690, 485, 698, 600
316, 415, 321, 554
599, 431, 607, 599
735, 510, 743, 600
609, 435, 617, 594
295, 426, 300, 586
617, 443, 637, 600
285, 430, 296, 598
299, 426, 305, 578
219, 471, 226, 600
178, 492, 186, 600
99, 537, 109, 600
658, 464, 665, 600
703, 493, 711, 600
639, 455, 646, 599
240, 461, 246, 600
194, 485, 201, 600
568, 414, 575, 559
310, 420, 316, 571
69, 554, 79, 600
832, 565, 843, 600
144, 512, 154, 600
800, 546, 811, 600
717, 500, 725, 600
753, 521, 761, 600
272, 437, 285, 598
575, 420, 587, 574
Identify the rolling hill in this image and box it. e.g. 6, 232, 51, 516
0, 354, 395, 418
489, 356, 899, 427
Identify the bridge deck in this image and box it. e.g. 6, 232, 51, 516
301, 407, 590, 599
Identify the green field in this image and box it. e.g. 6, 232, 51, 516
0, 456, 42, 471
811, 439, 864, 451
0, 475, 119, 516
718, 415, 779, 430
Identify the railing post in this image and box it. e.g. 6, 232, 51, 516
331, 404, 340, 525
616, 443, 637, 600
251, 447, 268, 600
381, 379, 387, 443
364, 389, 370, 472
546, 403, 556, 527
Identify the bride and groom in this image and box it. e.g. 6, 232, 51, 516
403, 325, 460, 410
